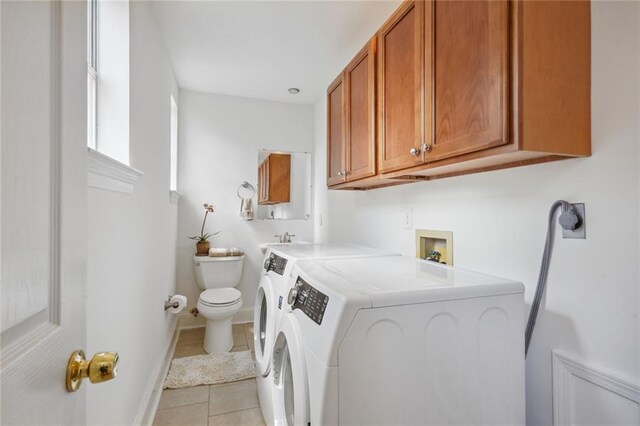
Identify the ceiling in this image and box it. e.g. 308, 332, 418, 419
150, 0, 401, 105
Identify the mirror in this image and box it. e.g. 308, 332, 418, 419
256, 149, 311, 220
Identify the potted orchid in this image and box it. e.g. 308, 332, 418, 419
189, 203, 220, 256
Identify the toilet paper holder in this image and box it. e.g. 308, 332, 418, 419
164, 299, 179, 311
164, 295, 184, 311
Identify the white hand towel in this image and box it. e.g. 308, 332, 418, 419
240, 197, 254, 221
209, 247, 245, 257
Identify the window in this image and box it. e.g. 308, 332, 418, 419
87, 0, 98, 149
86, 0, 130, 163
170, 95, 178, 192
86, 0, 141, 193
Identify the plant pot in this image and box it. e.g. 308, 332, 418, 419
195, 241, 210, 256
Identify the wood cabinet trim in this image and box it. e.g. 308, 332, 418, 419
329, 174, 411, 191
383, 140, 520, 178
424, 0, 433, 161
512, 0, 523, 151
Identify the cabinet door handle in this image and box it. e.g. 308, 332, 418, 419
421, 143, 432, 153
337, 171, 343, 176
409, 147, 420, 156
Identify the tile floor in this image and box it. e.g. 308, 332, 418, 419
153, 323, 265, 426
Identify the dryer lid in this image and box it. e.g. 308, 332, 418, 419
294, 256, 524, 308
269, 243, 397, 260
200, 288, 241, 305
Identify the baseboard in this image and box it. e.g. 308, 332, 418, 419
178, 307, 253, 328
133, 318, 180, 426
178, 312, 205, 329
233, 307, 254, 324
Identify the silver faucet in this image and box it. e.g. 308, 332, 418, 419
274, 232, 295, 243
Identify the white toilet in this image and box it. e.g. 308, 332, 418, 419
193, 255, 244, 353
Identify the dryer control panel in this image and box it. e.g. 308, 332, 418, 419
288, 276, 329, 325
264, 253, 287, 275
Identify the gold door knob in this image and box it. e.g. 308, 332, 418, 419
66, 350, 119, 392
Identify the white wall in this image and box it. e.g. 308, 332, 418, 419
86, 2, 179, 424
177, 91, 314, 327
314, 2, 640, 425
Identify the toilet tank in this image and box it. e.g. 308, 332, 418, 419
193, 255, 245, 289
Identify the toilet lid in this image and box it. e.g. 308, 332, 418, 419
200, 288, 242, 306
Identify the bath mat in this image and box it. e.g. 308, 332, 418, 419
163, 351, 255, 389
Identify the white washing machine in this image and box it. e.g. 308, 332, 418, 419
253, 243, 397, 425
272, 256, 526, 425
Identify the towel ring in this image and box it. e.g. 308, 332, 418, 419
237, 181, 255, 199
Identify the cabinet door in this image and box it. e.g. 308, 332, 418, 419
268, 154, 291, 204
426, 0, 509, 162
377, 0, 425, 173
327, 73, 346, 186
345, 38, 376, 182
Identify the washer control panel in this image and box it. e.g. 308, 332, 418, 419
288, 276, 329, 325
264, 253, 287, 275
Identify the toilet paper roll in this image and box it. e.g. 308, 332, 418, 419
168, 294, 187, 314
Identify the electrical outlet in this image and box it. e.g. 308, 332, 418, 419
562, 203, 586, 239
403, 208, 412, 229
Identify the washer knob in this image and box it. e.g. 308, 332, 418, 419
264, 254, 275, 271
287, 287, 298, 306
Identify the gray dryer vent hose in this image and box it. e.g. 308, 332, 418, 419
525, 200, 579, 357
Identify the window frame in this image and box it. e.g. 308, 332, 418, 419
170, 95, 178, 192
87, 0, 98, 149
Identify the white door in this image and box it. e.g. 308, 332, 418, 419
1, 1, 88, 424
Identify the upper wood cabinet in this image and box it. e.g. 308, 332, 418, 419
426, 0, 509, 162
377, 1, 425, 174
258, 153, 291, 205
327, 0, 591, 190
327, 38, 377, 187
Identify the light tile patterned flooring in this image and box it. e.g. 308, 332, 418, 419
153, 323, 266, 426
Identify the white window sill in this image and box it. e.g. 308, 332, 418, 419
88, 148, 144, 193
169, 190, 181, 204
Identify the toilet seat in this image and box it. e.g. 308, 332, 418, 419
199, 288, 242, 307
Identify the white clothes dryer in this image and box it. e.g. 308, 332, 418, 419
253, 243, 397, 425
273, 256, 526, 426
